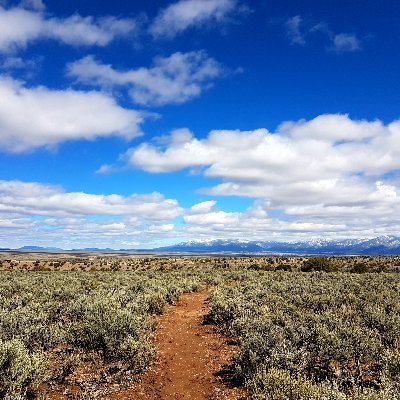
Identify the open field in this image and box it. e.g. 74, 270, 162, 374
1, 255, 400, 399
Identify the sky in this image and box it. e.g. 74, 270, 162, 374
1, 0, 400, 249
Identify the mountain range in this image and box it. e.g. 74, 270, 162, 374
5, 236, 400, 255
154, 236, 400, 255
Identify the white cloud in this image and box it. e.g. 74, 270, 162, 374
123, 114, 400, 238
95, 164, 115, 175
182, 201, 352, 240
189, 200, 216, 214
67, 51, 222, 106
155, 128, 194, 145
0, 180, 185, 249
0, 180, 182, 219
128, 114, 400, 180
185, 200, 240, 226
0, 76, 144, 153
147, 223, 175, 233
1, 175, 400, 248
184, 210, 239, 226
0, 5, 136, 52
282, 16, 361, 53
0, 6, 42, 51
45, 15, 136, 47
332, 33, 360, 53
285, 15, 305, 45
149, 0, 237, 39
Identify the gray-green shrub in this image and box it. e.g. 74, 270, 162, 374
0, 339, 46, 399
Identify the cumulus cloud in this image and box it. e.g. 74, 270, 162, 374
95, 164, 115, 175
0, 76, 144, 153
128, 114, 400, 180
0, 180, 182, 219
149, 0, 238, 39
123, 114, 400, 238
332, 33, 360, 53
67, 51, 223, 106
182, 201, 354, 240
184, 200, 241, 226
189, 200, 217, 214
0, 5, 136, 52
1, 174, 400, 247
0, 216, 175, 249
0, 180, 185, 248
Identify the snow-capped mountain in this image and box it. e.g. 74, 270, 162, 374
154, 236, 400, 255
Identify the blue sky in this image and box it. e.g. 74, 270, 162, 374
1, 0, 400, 248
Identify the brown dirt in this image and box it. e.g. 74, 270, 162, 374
106, 291, 247, 400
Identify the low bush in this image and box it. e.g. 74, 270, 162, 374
0, 339, 46, 399
301, 257, 337, 272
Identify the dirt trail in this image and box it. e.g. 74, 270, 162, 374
107, 291, 247, 400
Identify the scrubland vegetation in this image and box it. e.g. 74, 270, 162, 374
209, 271, 400, 399
0, 261, 242, 398
1, 254, 400, 399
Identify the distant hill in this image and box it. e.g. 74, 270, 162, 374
18, 246, 63, 251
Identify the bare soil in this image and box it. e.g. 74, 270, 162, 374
106, 291, 247, 400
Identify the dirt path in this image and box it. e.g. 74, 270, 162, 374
107, 291, 247, 400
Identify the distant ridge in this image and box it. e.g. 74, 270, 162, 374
3, 236, 400, 255
18, 246, 63, 251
